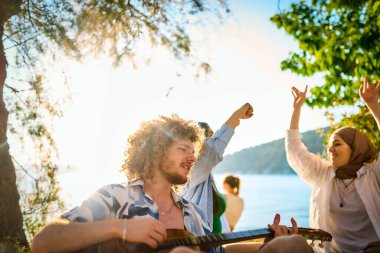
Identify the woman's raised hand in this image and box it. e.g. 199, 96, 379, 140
360, 77, 380, 107
292, 86, 308, 110
360, 77, 380, 130
289, 86, 307, 129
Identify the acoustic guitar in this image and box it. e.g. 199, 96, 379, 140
72, 227, 332, 253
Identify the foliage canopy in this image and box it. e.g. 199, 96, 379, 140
271, 0, 380, 148
1, 0, 229, 249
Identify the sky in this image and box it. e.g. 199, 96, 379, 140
36, 0, 331, 207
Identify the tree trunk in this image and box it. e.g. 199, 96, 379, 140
0, 18, 29, 253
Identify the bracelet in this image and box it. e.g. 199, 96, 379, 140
122, 219, 128, 241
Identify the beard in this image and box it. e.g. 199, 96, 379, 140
162, 171, 188, 185
158, 159, 189, 185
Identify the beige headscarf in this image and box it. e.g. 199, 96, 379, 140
334, 127, 377, 179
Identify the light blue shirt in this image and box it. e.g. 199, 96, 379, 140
180, 124, 234, 231
62, 179, 210, 236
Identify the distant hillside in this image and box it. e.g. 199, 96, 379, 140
215, 128, 328, 174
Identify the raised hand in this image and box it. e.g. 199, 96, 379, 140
124, 216, 167, 249
235, 102, 254, 119
226, 102, 254, 129
292, 86, 308, 110
360, 77, 380, 106
289, 86, 307, 129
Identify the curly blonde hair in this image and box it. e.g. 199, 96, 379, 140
121, 114, 204, 181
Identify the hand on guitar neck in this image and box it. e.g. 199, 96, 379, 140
257, 214, 321, 253
266, 213, 298, 240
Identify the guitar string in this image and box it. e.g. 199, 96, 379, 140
160, 228, 331, 246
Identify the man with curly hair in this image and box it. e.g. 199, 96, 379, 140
32, 114, 311, 253
32, 114, 207, 253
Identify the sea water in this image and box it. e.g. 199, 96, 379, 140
214, 174, 311, 231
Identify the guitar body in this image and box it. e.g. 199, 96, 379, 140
163, 229, 204, 252
71, 227, 331, 253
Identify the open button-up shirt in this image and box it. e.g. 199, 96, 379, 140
62, 179, 211, 237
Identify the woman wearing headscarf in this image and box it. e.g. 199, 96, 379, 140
286, 77, 380, 253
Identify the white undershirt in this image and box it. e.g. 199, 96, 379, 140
328, 178, 378, 253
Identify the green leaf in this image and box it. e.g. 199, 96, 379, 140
373, 1, 380, 12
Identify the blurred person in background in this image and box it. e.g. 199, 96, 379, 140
222, 174, 244, 231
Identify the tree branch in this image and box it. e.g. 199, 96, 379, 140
11, 155, 37, 180
4, 83, 20, 93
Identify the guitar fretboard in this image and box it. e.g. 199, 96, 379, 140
161, 228, 273, 248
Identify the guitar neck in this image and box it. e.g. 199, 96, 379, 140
159, 227, 332, 250
160, 228, 274, 249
